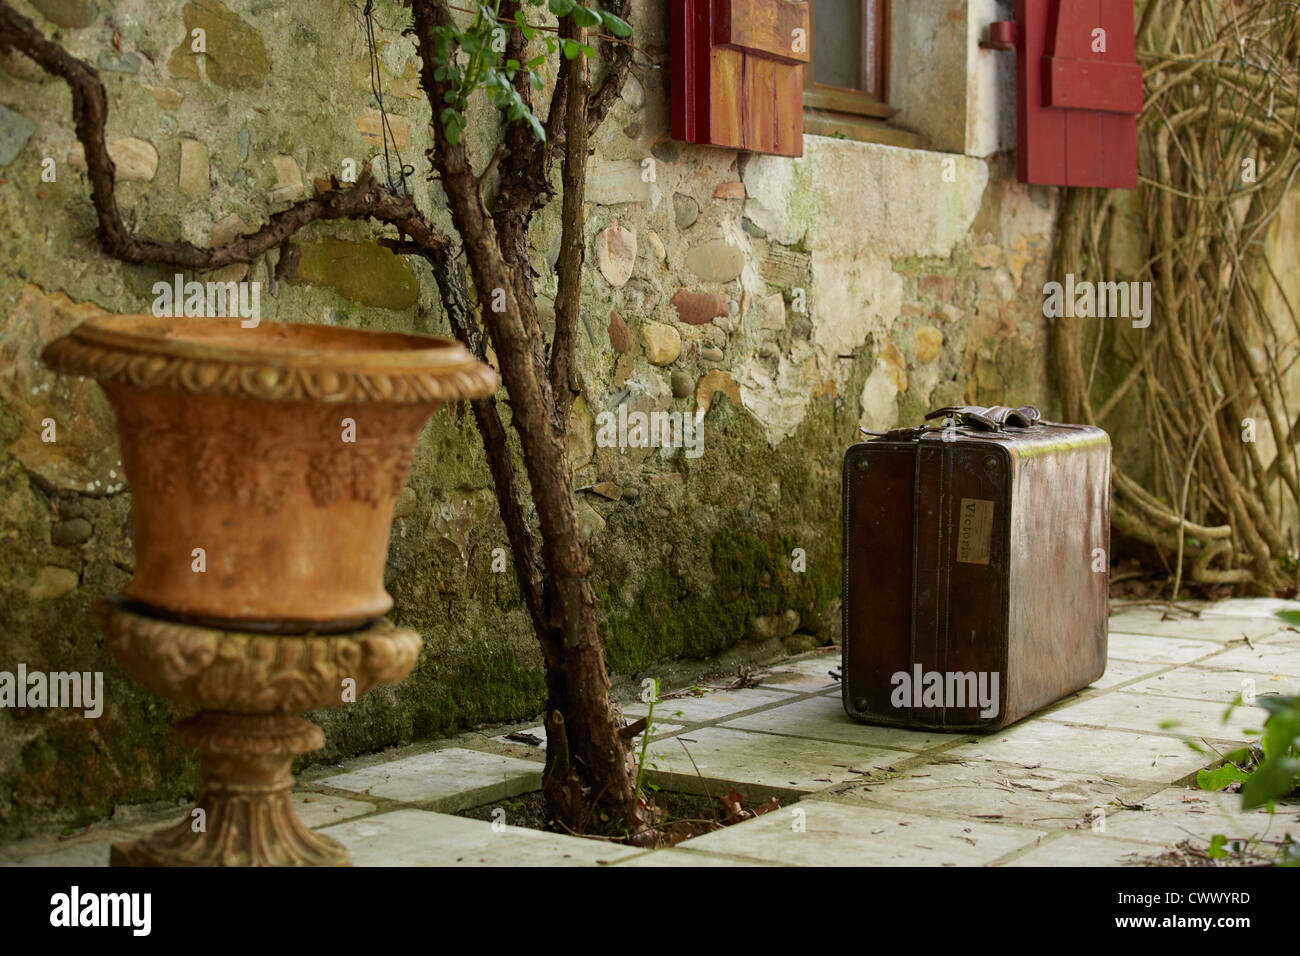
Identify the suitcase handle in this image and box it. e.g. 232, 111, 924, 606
924, 405, 1042, 430
860, 405, 1042, 441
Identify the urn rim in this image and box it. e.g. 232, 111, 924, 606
42, 314, 500, 405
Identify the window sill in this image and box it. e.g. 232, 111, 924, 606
802, 111, 924, 150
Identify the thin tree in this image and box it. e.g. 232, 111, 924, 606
0, 0, 647, 835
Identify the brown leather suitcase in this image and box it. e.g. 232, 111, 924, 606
841, 405, 1111, 731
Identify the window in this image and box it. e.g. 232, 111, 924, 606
803, 0, 921, 148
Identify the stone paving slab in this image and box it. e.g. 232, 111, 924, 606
755, 655, 843, 692
313, 748, 541, 811
1108, 632, 1229, 665
818, 759, 1129, 830
1085, 657, 1171, 690
1100, 787, 1299, 847
1196, 641, 1300, 678
947, 722, 1211, 785
0, 792, 376, 867
721, 694, 963, 752
1041, 690, 1263, 742
1000, 831, 1149, 866
1199, 598, 1300, 620
645, 726, 907, 796
677, 799, 1042, 866
613, 848, 774, 866
622, 686, 799, 724
489, 723, 684, 753
1125, 665, 1292, 704
1108, 607, 1289, 642
318, 809, 641, 866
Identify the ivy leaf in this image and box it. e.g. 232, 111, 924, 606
548, 0, 575, 16
530, 72, 545, 90
571, 4, 601, 27
525, 111, 545, 141
1207, 834, 1230, 859
1196, 763, 1251, 792
562, 37, 581, 59
600, 10, 633, 37
1241, 755, 1300, 810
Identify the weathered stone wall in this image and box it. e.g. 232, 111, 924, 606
0, 0, 1058, 836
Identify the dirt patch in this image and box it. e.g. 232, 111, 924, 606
457, 787, 791, 847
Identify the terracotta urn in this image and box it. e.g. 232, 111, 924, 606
43, 315, 498, 631
42, 315, 498, 865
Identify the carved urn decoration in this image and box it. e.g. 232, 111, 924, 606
43, 316, 498, 866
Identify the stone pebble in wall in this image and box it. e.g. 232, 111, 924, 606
640, 321, 681, 367
178, 139, 210, 198
30, 0, 98, 29
595, 221, 636, 288
670, 290, 728, 326
267, 154, 304, 202
283, 237, 419, 311
914, 326, 945, 365
167, 0, 271, 90
607, 310, 634, 354
686, 239, 745, 284
0, 104, 36, 167
67, 138, 158, 182
673, 192, 699, 231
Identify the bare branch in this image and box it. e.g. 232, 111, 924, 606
550, 14, 590, 428
584, 0, 632, 137
0, 2, 448, 269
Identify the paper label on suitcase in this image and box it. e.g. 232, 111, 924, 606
956, 498, 994, 565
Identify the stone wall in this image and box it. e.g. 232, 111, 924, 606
0, 0, 1059, 836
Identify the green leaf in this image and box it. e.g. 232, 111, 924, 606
1258, 694, 1300, 717
549, 0, 575, 16
1275, 610, 1300, 628
1241, 755, 1300, 810
530, 72, 544, 90
600, 10, 633, 37
562, 38, 581, 59
525, 111, 545, 141
1207, 834, 1230, 859
571, 4, 601, 27
1196, 763, 1251, 792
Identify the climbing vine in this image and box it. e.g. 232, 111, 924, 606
1055, 0, 1300, 595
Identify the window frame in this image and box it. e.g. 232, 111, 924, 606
802, 0, 922, 148
803, 0, 893, 119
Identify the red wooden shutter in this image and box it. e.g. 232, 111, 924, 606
1012, 0, 1143, 188
672, 0, 810, 158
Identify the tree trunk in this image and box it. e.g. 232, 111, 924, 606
412, 0, 641, 834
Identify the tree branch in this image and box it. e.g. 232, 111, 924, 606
0, 1, 447, 268
550, 13, 590, 429
584, 0, 631, 138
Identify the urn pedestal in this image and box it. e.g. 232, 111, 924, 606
96, 600, 421, 867
42, 316, 499, 865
